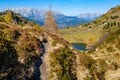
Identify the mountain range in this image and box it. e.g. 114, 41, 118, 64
10, 7, 101, 28
78, 13, 102, 20
0, 5, 120, 80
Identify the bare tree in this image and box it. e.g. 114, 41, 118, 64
44, 7, 58, 33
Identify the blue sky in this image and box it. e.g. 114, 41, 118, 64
0, 0, 120, 16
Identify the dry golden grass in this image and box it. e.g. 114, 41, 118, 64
59, 26, 103, 45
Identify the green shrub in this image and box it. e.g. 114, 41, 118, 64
49, 47, 76, 80
62, 72, 71, 80
89, 26, 92, 28
105, 30, 120, 43
87, 49, 95, 54
33, 24, 40, 29
116, 41, 120, 50
0, 24, 9, 30
0, 17, 5, 22
0, 38, 16, 66
97, 60, 107, 74
15, 33, 42, 63
84, 57, 96, 69
3, 29, 21, 41
110, 16, 119, 19
103, 22, 110, 30
52, 41, 57, 46
106, 46, 115, 52
4, 12, 13, 23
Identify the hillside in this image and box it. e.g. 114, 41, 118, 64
88, 28, 120, 80
0, 10, 40, 28
1, 6, 120, 80
0, 11, 103, 80
59, 5, 120, 46
0, 22, 77, 80
0, 20, 104, 80
58, 5, 120, 80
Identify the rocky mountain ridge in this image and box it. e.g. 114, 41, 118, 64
10, 7, 101, 28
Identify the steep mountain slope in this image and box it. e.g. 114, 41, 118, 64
0, 11, 100, 80
10, 7, 100, 28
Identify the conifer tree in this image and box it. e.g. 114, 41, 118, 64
44, 7, 58, 33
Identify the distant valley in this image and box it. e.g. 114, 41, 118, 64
10, 7, 101, 28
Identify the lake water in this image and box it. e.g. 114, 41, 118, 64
72, 43, 87, 51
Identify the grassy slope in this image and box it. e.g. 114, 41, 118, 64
59, 5, 120, 45
58, 6, 120, 79
59, 26, 103, 44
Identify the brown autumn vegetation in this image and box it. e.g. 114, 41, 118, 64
44, 10, 58, 33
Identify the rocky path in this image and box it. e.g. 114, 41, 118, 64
40, 52, 47, 80
40, 37, 48, 80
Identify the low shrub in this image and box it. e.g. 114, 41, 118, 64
0, 17, 5, 22
106, 46, 115, 52
52, 41, 57, 46
110, 16, 119, 19
49, 47, 76, 80
116, 41, 120, 50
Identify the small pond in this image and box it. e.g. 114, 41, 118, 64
72, 43, 87, 51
